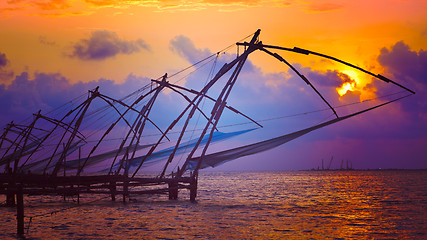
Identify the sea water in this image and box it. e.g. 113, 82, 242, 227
1, 170, 426, 239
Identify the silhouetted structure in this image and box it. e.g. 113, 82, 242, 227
0, 29, 414, 236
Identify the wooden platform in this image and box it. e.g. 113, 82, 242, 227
0, 172, 197, 203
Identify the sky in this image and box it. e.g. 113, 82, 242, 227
0, 0, 426, 171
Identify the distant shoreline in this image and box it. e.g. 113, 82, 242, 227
305, 168, 427, 171
199, 168, 427, 173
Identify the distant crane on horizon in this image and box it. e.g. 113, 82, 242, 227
327, 156, 333, 170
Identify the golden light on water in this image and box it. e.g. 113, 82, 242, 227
1, 171, 424, 239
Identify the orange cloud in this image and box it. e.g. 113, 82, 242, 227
7, 0, 25, 3
0, 0, 85, 17
31, 0, 70, 10
84, 0, 115, 7
1, 0, 290, 16
201, 0, 261, 5
305, 2, 343, 12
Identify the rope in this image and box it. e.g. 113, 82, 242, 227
1, 89, 407, 173
169, 54, 218, 85
46, 92, 87, 116
171, 53, 221, 173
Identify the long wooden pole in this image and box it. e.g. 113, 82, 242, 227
16, 184, 24, 236
179, 29, 261, 177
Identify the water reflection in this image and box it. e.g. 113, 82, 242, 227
197, 171, 426, 239
0, 170, 425, 239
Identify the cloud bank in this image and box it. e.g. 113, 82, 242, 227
0, 72, 152, 125
68, 30, 150, 61
377, 41, 426, 119
0, 52, 8, 68
1, 0, 291, 16
169, 35, 212, 63
0, 52, 13, 84
378, 41, 427, 89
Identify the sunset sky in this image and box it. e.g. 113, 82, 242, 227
0, 0, 426, 170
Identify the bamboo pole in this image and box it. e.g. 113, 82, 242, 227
168, 181, 178, 200
16, 184, 24, 236
189, 175, 197, 203
6, 168, 15, 207
110, 180, 116, 201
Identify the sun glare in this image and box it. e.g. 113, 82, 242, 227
337, 82, 353, 96
336, 69, 359, 96
342, 70, 358, 80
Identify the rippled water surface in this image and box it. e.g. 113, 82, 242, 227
1, 170, 426, 239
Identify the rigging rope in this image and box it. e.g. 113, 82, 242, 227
171, 53, 221, 173
56, 86, 404, 147
185, 93, 412, 171
122, 89, 411, 139
6, 83, 396, 160
218, 90, 411, 129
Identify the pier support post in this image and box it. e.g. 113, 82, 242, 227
6, 170, 15, 207
123, 178, 128, 203
189, 177, 197, 203
76, 184, 80, 204
16, 184, 24, 236
6, 185, 16, 207
168, 181, 178, 200
110, 181, 116, 202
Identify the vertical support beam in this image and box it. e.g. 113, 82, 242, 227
6, 168, 15, 207
122, 175, 128, 203
178, 29, 261, 178
63, 144, 66, 201
77, 187, 80, 204
168, 181, 178, 200
7, 186, 16, 206
66, 87, 100, 176
16, 184, 24, 236
110, 181, 116, 202
77, 148, 81, 204
189, 175, 197, 203
122, 182, 128, 203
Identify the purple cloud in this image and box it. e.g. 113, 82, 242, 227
0, 52, 8, 68
0, 52, 14, 84
308, 69, 351, 87
377, 41, 426, 118
0, 72, 153, 126
68, 30, 150, 61
39, 35, 56, 46
169, 35, 212, 63
378, 41, 427, 88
